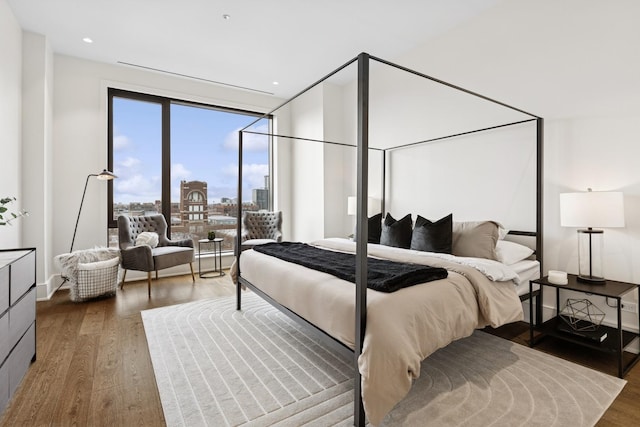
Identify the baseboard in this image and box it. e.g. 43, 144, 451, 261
36, 274, 65, 301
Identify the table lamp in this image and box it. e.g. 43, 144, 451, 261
560, 189, 624, 283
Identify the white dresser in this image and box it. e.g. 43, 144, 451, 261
0, 249, 36, 414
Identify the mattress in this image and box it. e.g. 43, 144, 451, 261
511, 259, 541, 296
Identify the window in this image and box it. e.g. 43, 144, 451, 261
107, 88, 272, 252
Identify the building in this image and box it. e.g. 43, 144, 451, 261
179, 180, 208, 223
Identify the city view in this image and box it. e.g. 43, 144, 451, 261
108, 91, 271, 253
109, 177, 269, 253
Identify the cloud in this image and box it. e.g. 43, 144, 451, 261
113, 134, 130, 150
119, 156, 140, 169
114, 174, 161, 203
113, 156, 161, 202
171, 163, 192, 180
224, 123, 269, 151
222, 163, 269, 192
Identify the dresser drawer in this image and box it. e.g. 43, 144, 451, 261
0, 312, 8, 364
9, 288, 35, 349
0, 266, 8, 314
0, 359, 8, 415
8, 322, 35, 397
10, 251, 35, 305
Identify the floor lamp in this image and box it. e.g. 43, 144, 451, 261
70, 169, 117, 252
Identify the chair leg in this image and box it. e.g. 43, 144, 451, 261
189, 262, 196, 282
155, 270, 158, 280
147, 272, 152, 298
120, 270, 128, 289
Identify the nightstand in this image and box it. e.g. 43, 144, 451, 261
529, 274, 640, 378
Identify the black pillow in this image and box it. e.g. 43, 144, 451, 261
352, 213, 383, 244
380, 213, 412, 249
367, 213, 382, 244
410, 214, 453, 254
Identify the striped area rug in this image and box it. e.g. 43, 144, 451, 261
141, 293, 626, 426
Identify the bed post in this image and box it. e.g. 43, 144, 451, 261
381, 150, 387, 217
354, 52, 369, 427
536, 118, 544, 276
236, 130, 244, 311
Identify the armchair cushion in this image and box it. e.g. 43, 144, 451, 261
152, 246, 194, 270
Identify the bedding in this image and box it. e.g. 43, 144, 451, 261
239, 238, 524, 425
253, 241, 448, 292
511, 258, 541, 289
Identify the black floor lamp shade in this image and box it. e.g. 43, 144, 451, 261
70, 169, 117, 252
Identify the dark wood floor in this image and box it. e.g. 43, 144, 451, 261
1, 272, 639, 426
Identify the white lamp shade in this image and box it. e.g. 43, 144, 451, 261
347, 197, 356, 215
347, 196, 380, 216
560, 191, 625, 228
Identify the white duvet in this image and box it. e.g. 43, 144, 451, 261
238, 238, 524, 425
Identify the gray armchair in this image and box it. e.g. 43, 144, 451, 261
118, 214, 195, 297
240, 211, 283, 251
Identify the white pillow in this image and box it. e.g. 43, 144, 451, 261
496, 240, 534, 265
135, 231, 159, 248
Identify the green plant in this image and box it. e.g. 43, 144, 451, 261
0, 197, 29, 226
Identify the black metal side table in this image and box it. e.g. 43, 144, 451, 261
529, 274, 640, 378
197, 238, 225, 278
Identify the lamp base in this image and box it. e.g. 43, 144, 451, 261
577, 274, 606, 284
577, 229, 605, 285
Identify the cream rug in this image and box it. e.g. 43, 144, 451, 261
141, 293, 625, 426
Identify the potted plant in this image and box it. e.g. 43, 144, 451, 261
0, 197, 28, 226
207, 231, 216, 240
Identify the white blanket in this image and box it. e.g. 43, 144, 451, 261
239, 239, 524, 425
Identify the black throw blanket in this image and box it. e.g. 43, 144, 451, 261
252, 242, 448, 293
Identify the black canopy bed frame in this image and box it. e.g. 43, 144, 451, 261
234, 52, 544, 426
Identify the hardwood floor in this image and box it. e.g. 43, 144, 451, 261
1, 272, 638, 426
0, 272, 236, 427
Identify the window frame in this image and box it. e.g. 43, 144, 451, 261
107, 87, 273, 233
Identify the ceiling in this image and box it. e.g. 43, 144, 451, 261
7, 0, 504, 98
7, 0, 640, 119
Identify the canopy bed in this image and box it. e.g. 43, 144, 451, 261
234, 53, 543, 426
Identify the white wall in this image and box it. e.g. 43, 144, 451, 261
386, 121, 536, 229
289, 85, 325, 242
22, 31, 54, 295
322, 83, 350, 239
0, 0, 24, 248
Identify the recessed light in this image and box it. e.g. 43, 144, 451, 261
82, 37, 93, 44
272, 81, 279, 86
222, 14, 231, 20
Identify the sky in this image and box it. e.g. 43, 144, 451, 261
112, 97, 269, 205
